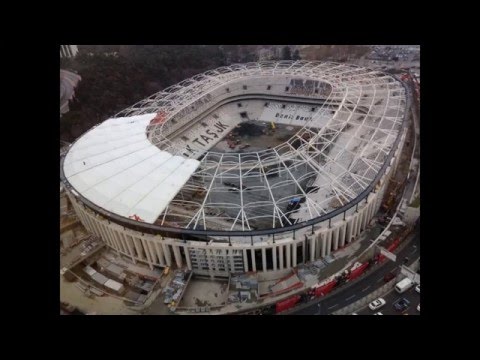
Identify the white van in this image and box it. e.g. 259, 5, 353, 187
395, 278, 413, 294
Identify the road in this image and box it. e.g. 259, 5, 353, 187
290, 227, 420, 315
60, 69, 81, 114
357, 281, 420, 315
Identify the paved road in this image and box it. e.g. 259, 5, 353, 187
60, 69, 81, 114
358, 281, 420, 315
291, 228, 420, 315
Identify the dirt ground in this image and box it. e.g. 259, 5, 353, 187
60, 275, 138, 315
180, 278, 228, 307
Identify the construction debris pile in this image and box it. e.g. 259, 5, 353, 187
162, 269, 189, 306
71, 251, 160, 305
297, 260, 327, 282
80, 237, 100, 257
228, 274, 258, 303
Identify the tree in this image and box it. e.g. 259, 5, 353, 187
292, 49, 301, 60
281, 46, 292, 60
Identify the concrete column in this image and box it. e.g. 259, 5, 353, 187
81, 214, 91, 233
172, 246, 183, 268
346, 218, 353, 243
272, 246, 277, 271
206, 248, 215, 275
118, 233, 128, 254
90, 220, 102, 241
243, 249, 249, 272
251, 249, 257, 272
310, 236, 315, 262
333, 227, 340, 251
146, 240, 157, 264
350, 216, 357, 241
124, 235, 136, 263
321, 233, 327, 257
110, 232, 121, 253
302, 240, 306, 264
154, 241, 166, 266
212, 249, 220, 272
116, 232, 127, 254
339, 222, 346, 247
184, 246, 192, 271
229, 249, 235, 273
362, 206, 368, 231
364, 201, 372, 226
221, 249, 227, 272
352, 214, 358, 237
286, 244, 291, 268
279, 245, 284, 270
326, 231, 332, 256
356, 211, 362, 233
358, 210, 365, 233
140, 239, 153, 266
261, 247, 267, 272
96, 223, 107, 245
356, 212, 362, 236
98, 224, 110, 247
368, 198, 376, 222
292, 243, 297, 267
113, 232, 123, 253
109, 229, 120, 252
133, 238, 144, 261
76, 210, 88, 231
162, 243, 172, 266
315, 235, 321, 258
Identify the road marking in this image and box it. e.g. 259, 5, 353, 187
345, 294, 356, 301
362, 285, 371, 292
376, 278, 383, 283
327, 303, 339, 309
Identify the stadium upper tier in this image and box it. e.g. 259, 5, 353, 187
62, 61, 406, 233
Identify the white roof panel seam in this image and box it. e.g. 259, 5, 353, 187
90, 152, 176, 208
68, 146, 167, 194
63, 113, 200, 224
124, 157, 198, 217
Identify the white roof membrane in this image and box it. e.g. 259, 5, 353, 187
63, 113, 200, 223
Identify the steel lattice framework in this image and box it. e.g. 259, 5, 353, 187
65, 61, 406, 235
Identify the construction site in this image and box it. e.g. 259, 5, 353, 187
60, 58, 419, 315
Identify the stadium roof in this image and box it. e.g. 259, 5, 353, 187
63, 113, 200, 223
62, 61, 406, 231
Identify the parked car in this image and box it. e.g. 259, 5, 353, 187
369, 298, 386, 311
394, 298, 411, 312
373, 312, 383, 315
